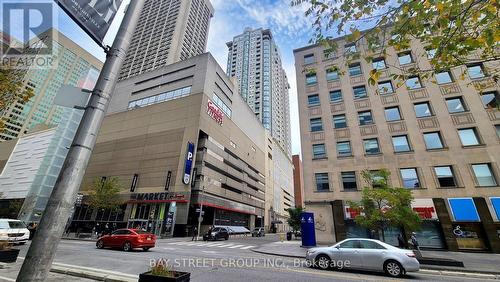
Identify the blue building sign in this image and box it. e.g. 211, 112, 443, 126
300, 212, 317, 247
182, 142, 195, 185
448, 198, 480, 222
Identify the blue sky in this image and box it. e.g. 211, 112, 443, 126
5, 0, 316, 155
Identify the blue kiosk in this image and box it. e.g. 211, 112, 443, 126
300, 212, 317, 247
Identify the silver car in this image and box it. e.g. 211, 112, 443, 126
305, 238, 419, 277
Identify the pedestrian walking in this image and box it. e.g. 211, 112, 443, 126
191, 226, 198, 241
410, 232, 422, 258
397, 233, 406, 249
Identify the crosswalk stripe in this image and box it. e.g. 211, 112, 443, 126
203, 242, 221, 246
206, 243, 225, 247
239, 245, 255, 250
215, 244, 234, 248
228, 244, 245, 248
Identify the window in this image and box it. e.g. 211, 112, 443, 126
304, 54, 315, 65
423, 132, 444, 149
434, 166, 457, 187
378, 81, 394, 94
446, 97, 466, 113
363, 138, 380, 155
306, 73, 317, 85
338, 240, 358, 248
333, 114, 347, 128
308, 94, 320, 106
330, 90, 342, 103
342, 172, 357, 190
385, 107, 401, 121
458, 128, 480, 146
315, 173, 330, 191
481, 91, 499, 109
323, 49, 336, 59
349, 63, 362, 76
392, 135, 411, 152
358, 111, 373, 125
400, 168, 420, 188
359, 240, 386, 249
345, 43, 357, 54
426, 48, 436, 59
212, 94, 232, 117
398, 52, 413, 65
337, 141, 352, 156
414, 102, 432, 118
467, 64, 485, 79
310, 118, 323, 132
406, 76, 422, 89
472, 164, 497, 187
436, 71, 453, 84
372, 58, 386, 70
326, 69, 339, 81
353, 86, 367, 99
312, 144, 327, 159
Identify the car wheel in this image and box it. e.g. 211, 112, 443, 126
96, 240, 104, 249
384, 260, 404, 277
315, 254, 331, 270
252, 234, 255, 237
143, 247, 150, 251
122, 241, 132, 252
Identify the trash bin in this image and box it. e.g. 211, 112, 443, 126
286, 232, 292, 241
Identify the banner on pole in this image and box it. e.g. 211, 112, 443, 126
55, 0, 123, 46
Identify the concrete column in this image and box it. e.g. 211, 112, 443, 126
249, 214, 256, 230
473, 197, 500, 253
432, 198, 459, 251
332, 200, 346, 242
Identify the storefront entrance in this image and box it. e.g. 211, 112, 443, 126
128, 202, 177, 237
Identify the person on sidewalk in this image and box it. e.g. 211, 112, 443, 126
192, 226, 198, 241
410, 232, 422, 258
397, 233, 406, 249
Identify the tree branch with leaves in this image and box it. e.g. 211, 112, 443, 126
87, 177, 123, 212
0, 66, 33, 133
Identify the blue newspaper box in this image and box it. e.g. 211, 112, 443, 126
300, 212, 317, 247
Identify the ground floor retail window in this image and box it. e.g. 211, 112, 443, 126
414, 221, 445, 249
452, 223, 488, 250
128, 202, 176, 237
214, 209, 249, 227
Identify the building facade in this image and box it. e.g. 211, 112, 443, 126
226, 28, 292, 156
70, 54, 267, 237
292, 154, 305, 208
118, 0, 214, 81
0, 29, 102, 141
294, 38, 500, 252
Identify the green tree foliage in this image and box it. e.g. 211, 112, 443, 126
87, 177, 123, 211
0, 66, 33, 132
348, 169, 421, 241
286, 207, 305, 232
293, 0, 500, 89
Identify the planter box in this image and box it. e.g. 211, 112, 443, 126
0, 249, 20, 263
139, 271, 190, 282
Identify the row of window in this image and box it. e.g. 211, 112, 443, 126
312, 126, 499, 159
315, 163, 498, 192
127, 86, 192, 109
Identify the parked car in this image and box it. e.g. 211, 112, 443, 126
0, 219, 29, 245
305, 238, 419, 277
251, 227, 265, 237
96, 229, 156, 251
203, 227, 229, 241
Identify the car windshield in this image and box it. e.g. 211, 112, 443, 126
8, 221, 25, 228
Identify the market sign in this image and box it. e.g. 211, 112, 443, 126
56, 0, 123, 45
411, 199, 438, 220
207, 100, 224, 126
182, 142, 195, 185
130, 192, 186, 203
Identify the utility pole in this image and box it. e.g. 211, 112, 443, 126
17, 1, 145, 281
196, 176, 205, 241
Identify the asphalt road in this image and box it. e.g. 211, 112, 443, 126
3, 235, 495, 282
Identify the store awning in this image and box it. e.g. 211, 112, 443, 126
491, 197, 500, 221
448, 198, 480, 221
215, 225, 250, 234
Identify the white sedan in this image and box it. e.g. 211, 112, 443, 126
305, 238, 419, 277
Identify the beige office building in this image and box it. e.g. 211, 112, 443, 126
118, 0, 214, 81
294, 37, 500, 252
70, 53, 268, 237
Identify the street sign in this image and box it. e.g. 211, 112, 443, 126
55, 0, 123, 46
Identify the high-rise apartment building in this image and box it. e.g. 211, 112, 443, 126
226, 28, 291, 156
0, 29, 102, 141
118, 0, 214, 81
295, 37, 500, 252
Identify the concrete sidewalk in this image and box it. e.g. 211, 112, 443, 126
0, 258, 138, 282
251, 240, 500, 275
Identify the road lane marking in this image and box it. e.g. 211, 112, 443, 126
206, 243, 225, 247
215, 244, 234, 247
228, 244, 245, 248
163, 247, 177, 250
0, 276, 15, 282
240, 245, 255, 249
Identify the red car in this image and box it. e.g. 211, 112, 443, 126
96, 229, 156, 252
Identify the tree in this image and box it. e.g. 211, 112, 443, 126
293, 0, 499, 91
0, 66, 34, 132
87, 177, 123, 212
286, 207, 305, 232
348, 169, 421, 241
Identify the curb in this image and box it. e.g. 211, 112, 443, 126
50, 265, 138, 282
250, 249, 500, 278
